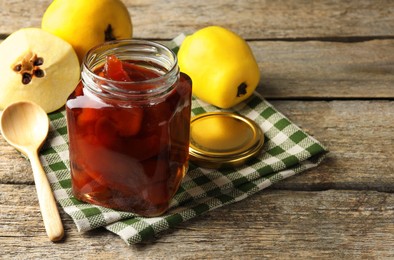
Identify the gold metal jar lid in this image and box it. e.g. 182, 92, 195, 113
189, 112, 264, 169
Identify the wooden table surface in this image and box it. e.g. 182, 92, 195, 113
1, 0, 393, 259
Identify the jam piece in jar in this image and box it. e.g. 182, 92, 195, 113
66, 54, 192, 216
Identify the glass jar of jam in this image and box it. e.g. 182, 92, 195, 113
66, 40, 192, 217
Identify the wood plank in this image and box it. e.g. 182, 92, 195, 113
256, 40, 394, 98
1, 100, 393, 190
270, 100, 394, 192
0, 0, 393, 39
1, 38, 392, 99
1, 184, 394, 258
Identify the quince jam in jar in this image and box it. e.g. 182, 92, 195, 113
66, 40, 192, 216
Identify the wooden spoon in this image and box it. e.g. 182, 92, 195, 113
0, 101, 64, 242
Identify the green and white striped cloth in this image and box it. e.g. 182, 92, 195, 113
39, 37, 328, 245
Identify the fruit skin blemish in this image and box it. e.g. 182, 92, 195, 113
66, 40, 192, 217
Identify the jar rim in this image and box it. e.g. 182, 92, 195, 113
81, 39, 179, 99
82, 39, 179, 87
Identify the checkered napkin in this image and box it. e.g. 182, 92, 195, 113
39, 36, 328, 245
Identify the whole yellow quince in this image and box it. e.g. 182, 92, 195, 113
178, 26, 260, 109
42, 0, 132, 63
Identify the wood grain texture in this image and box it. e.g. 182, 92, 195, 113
1, 38, 393, 99
1, 0, 393, 258
270, 100, 394, 192
0, 0, 393, 39
1, 100, 393, 191
1, 185, 394, 259
256, 40, 394, 98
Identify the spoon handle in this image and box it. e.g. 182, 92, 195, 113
29, 150, 64, 242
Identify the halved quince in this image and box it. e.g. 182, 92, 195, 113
0, 28, 80, 113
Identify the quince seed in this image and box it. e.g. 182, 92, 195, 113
22, 73, 32, 85
13, 64, 22, 72
34, 57, 44, 66
34, 69, 45, 78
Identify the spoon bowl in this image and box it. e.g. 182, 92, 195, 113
1, 101, 49, 154
1, 101, 64, 242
